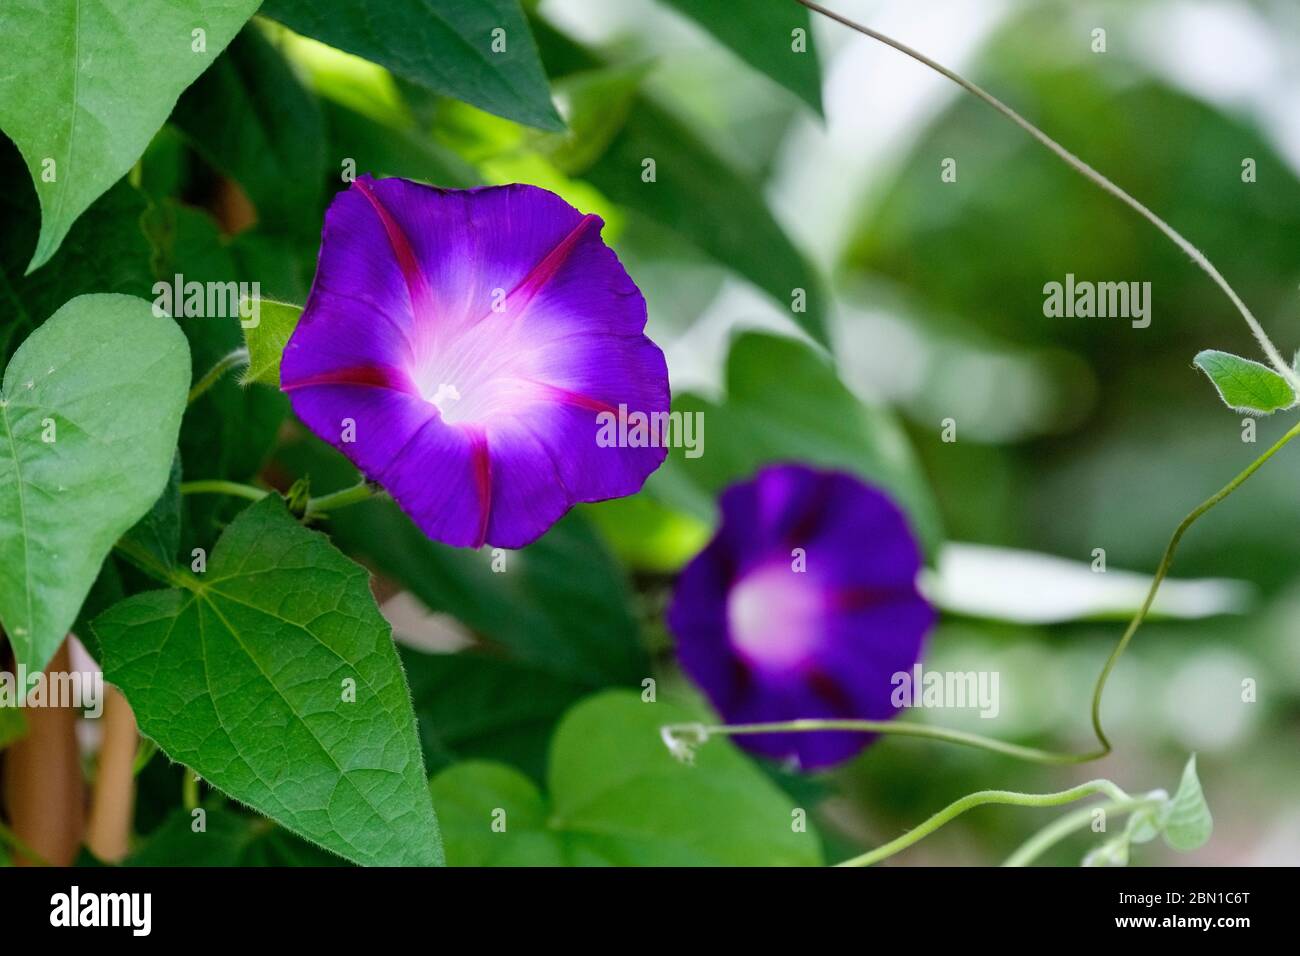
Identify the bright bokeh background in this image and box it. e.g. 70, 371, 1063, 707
536, 0, 1300, 865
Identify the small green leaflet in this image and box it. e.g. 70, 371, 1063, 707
1193, 349, 1297, 415
96, 496, 444, 867
1081, 756, 1213, 865
0, 294, 190, 674
0, 0, 261, 272
1162, 755, 1213, 852
241, 299, 304, 387
430, 691, 823, 866
260, 0, 563, 132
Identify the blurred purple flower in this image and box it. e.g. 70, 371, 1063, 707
281, 176, 668, 548
668, 464, 934, 769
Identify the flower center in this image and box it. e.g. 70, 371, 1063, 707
726, 563, 825, 671
426, 382, 461, 413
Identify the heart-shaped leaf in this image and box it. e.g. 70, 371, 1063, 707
1193, 349, 1296, 415
96, 495, 444, 867
0, 293, 189, 673
1162, 755, 1213, 852
0, 0, 260, 272
431, 691, 823, 866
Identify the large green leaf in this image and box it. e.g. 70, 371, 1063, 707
431, 691, 824, 866
658, 0, 822, 112
1193, 349, 1296, 415
0, 137, 154, 363
532, 18, 828, 345
647, 331, 942, 550
0, 294, 189, 673
0, 0, 261, 272
171, 23, 327, 240
260, 0, 562, 132
96, 495, 444, 867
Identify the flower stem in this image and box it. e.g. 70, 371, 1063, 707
663, 420, 1300, 766
837, 780, 1131, 867
182, 769, 200, 812
1087, 418, 1300, 750
188, 347, 249, 405
664, 717, 1093, 765
795, 0, 1300, 393
304, 480, 382, 518
179, 479, 270, 502
1001, 793, 1164, 867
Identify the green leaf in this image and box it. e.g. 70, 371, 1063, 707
1193, 349, 1296, 415
347, 504, 647, 687
0, 138, 154, 363
532, 18, 828, 345
402, 648, 587, 783
0, 294, 190, 673
260, 0, 563, 132
171, 24, 327, 240
241, 300, 303, 387
658, 0, 822, 112
324, 100, 480, 188
647, 332, 943, 551
430, 691, 824, 866
1162, 755, 1213, 852
117, 455, 183, 576
0, 0, 261, 272
530, 64, 651, 176
95, 495, 444, 867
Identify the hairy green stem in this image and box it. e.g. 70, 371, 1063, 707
304, 480, 382, 517
795, 0, 1300, 393
1002, 793, 1164, 867
837, 780, 1130, 867
187, 347, 249, 405
179, 479, 270, 502
665, 717, 1092, 765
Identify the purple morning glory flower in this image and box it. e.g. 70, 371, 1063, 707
668, 464, 934, 769
281, 176, 669, 548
